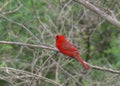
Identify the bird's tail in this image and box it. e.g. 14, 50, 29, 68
73, 53, 89, 70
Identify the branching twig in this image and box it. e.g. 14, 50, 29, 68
0, 14, 40, 42
0, 41, 120, 74
88, 63, 120, 74
74, 0, 120, 28
0, 67, 62, 86
0, 0, 12, 11
29, 51, 58, 86
3, 1, 23, 14
0, 41, 57, 51
31, 0, 53, 38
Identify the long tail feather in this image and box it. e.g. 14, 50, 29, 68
73, 53, 89, 70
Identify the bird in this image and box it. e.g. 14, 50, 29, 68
55, 35, 89, 70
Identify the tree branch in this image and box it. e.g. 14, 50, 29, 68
88, 63, 120, 74
0, 67, 62, 86
0, 41, 57, 51
0, 41, 120, 74
74, 0, 120, 28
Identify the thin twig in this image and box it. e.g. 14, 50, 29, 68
0, 41, 120, 74
0, 67, 62, 86
74, 0, 120, 28
0, 0, 12, 11
31, 0, 53, 38
3, 1, 23, 14
29, 51, 58, 86
0, 14, 40, 42
88, 63, 120, 74
0, 41, 57, 51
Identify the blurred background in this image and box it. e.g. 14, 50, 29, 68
0, 0, 120, 86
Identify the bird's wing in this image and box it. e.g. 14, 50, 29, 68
61, 40, 78, 52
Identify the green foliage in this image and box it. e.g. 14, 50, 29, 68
105, 35, 120, 68
109, 36, 120, 58
0, 62, 6, 67
0, 0, 120, 86
0, 80, 9, 86
1, 44, 13, 51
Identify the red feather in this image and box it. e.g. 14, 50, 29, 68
55, 35, 89, 70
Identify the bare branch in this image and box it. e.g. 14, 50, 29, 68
0, 41, 120, 74
0, 41, 57, 51
0, 14, 40, 42
31, 0, 54, 38
87, 63, 120, 74
74, 0, 120, 28
0, 0, 12, 11
29, 51, 58, 86
3, 1, 23, 14
0, 67, 62, 86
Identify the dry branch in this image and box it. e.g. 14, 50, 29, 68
0, 14, 40, 42
88, 63, 120, 74
0, 41, 120, 74
0, 67, 62, 86
0, 41, 57, 51
74, 0, 120, 28
29, 52, 58, 86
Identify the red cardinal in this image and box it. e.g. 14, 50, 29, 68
55, 35, 89, 70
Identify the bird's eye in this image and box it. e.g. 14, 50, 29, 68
56, 35, 59, 40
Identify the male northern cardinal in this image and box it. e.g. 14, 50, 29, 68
55, 35, 89, 70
